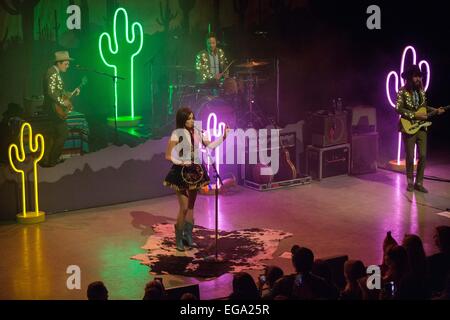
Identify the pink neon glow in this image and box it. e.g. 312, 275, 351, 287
386, 45, 431, 164
206, 112, 225, 178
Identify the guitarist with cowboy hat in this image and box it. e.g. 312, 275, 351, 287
41, 51, 80, 167
395, 64, 446, 193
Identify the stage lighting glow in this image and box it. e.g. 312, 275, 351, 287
8, 122, 45, 223
99, 7, 143, 119
386, 45, 430, 164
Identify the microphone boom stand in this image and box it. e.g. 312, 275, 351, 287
196, 128, 224, 262
76, 65, 125, 145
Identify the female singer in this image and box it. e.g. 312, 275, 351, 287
164, 107, 228, 251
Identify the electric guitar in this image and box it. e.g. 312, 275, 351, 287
400, 105, 449, 134
254, 117, 297, 182
54, 76, 88, 120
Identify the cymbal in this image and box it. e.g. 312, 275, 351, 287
160, 65, 195, 72
235, 69, 260, 75
235, 60, 269, 68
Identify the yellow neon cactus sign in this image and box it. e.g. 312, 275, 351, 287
8, 122, 46, 224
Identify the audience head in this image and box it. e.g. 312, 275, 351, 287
383, 231, 398, 253
143, 280, 165, 300
291, 245, 300, 254
434, 226, 450, 254
292, 247, 314, 274
402, 234, 427, 275
271, 276, 294, 299
264, 266, 284, 288
87, 281, 108, 300
312, 259, 333, 283
231, 272, 260, 300
385, 245, 409, 278
344, 260, 366, 283
180, 293, 198, 300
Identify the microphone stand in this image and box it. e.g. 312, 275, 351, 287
76, 65, 125, 145
195, 127, 224, 262
144, 55, 157, 130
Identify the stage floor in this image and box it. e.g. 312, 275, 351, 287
1, 161, 449, 300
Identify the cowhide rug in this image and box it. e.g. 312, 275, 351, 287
132, 223, 292, 278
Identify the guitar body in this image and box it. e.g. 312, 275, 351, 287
253, 117, 298, 182
276, 148, 298, 181
400, 105, 449, 134
54, 95, 73, 120
54, 76, 87, 120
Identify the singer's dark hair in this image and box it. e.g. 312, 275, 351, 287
176, 107, 194, 129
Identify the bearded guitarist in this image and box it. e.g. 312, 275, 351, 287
42, 51, 80, 167
395, 64, 446, 193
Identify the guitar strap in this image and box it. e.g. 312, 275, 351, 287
189, 130, 195, 163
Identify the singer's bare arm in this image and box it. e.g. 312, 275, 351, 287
165, 140, 178, 161
200, 127, 229, 149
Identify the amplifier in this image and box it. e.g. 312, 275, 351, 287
351, 132, 378, 174
347, 105, 377, 134
240, 131, 299, 186
310, 112, 348, 147
306, 143, 350, 180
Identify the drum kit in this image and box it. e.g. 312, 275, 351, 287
164, 58, 271, 129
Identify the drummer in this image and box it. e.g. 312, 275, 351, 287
195, 32, 229, 86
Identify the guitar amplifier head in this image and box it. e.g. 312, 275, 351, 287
349, 105, 377, 134
24, 96, 44, 117
311, 112, 348, 147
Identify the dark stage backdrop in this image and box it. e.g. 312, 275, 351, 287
0, 0, 449, 211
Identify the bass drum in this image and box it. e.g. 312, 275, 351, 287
195, 96, 237, 131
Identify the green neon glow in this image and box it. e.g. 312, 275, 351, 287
168, 84, 174, 115
99, 7, 143, 119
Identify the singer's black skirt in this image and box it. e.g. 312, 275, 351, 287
163, 164, 210, 192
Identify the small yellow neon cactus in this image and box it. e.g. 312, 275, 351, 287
8, 122, 46, 224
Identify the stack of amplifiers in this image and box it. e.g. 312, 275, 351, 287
241, 131, 312, 191
306, 143, 350, 180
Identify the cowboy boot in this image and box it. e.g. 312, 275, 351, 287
174, 223, 185, 251
183, 221, 197, 248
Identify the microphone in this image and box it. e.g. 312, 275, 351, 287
193, 125, 205, 134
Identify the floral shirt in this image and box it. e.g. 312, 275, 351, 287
395, 86, 433, 132
195, 48, 229, 83
43, 66, 67, 117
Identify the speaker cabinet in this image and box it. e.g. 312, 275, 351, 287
350, 132, 378, 175
311, 112, 348, 147
306, 144, 350, 180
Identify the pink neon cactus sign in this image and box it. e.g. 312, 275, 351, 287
205, 112, 226, 177
386, 45, 430, 164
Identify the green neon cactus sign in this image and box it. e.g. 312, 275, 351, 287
99, 7, 143, 119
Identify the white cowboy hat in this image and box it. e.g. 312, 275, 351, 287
54, 51, 74, 62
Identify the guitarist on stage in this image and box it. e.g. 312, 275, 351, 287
395, 64, 446, 193
42, 51, 80, 167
